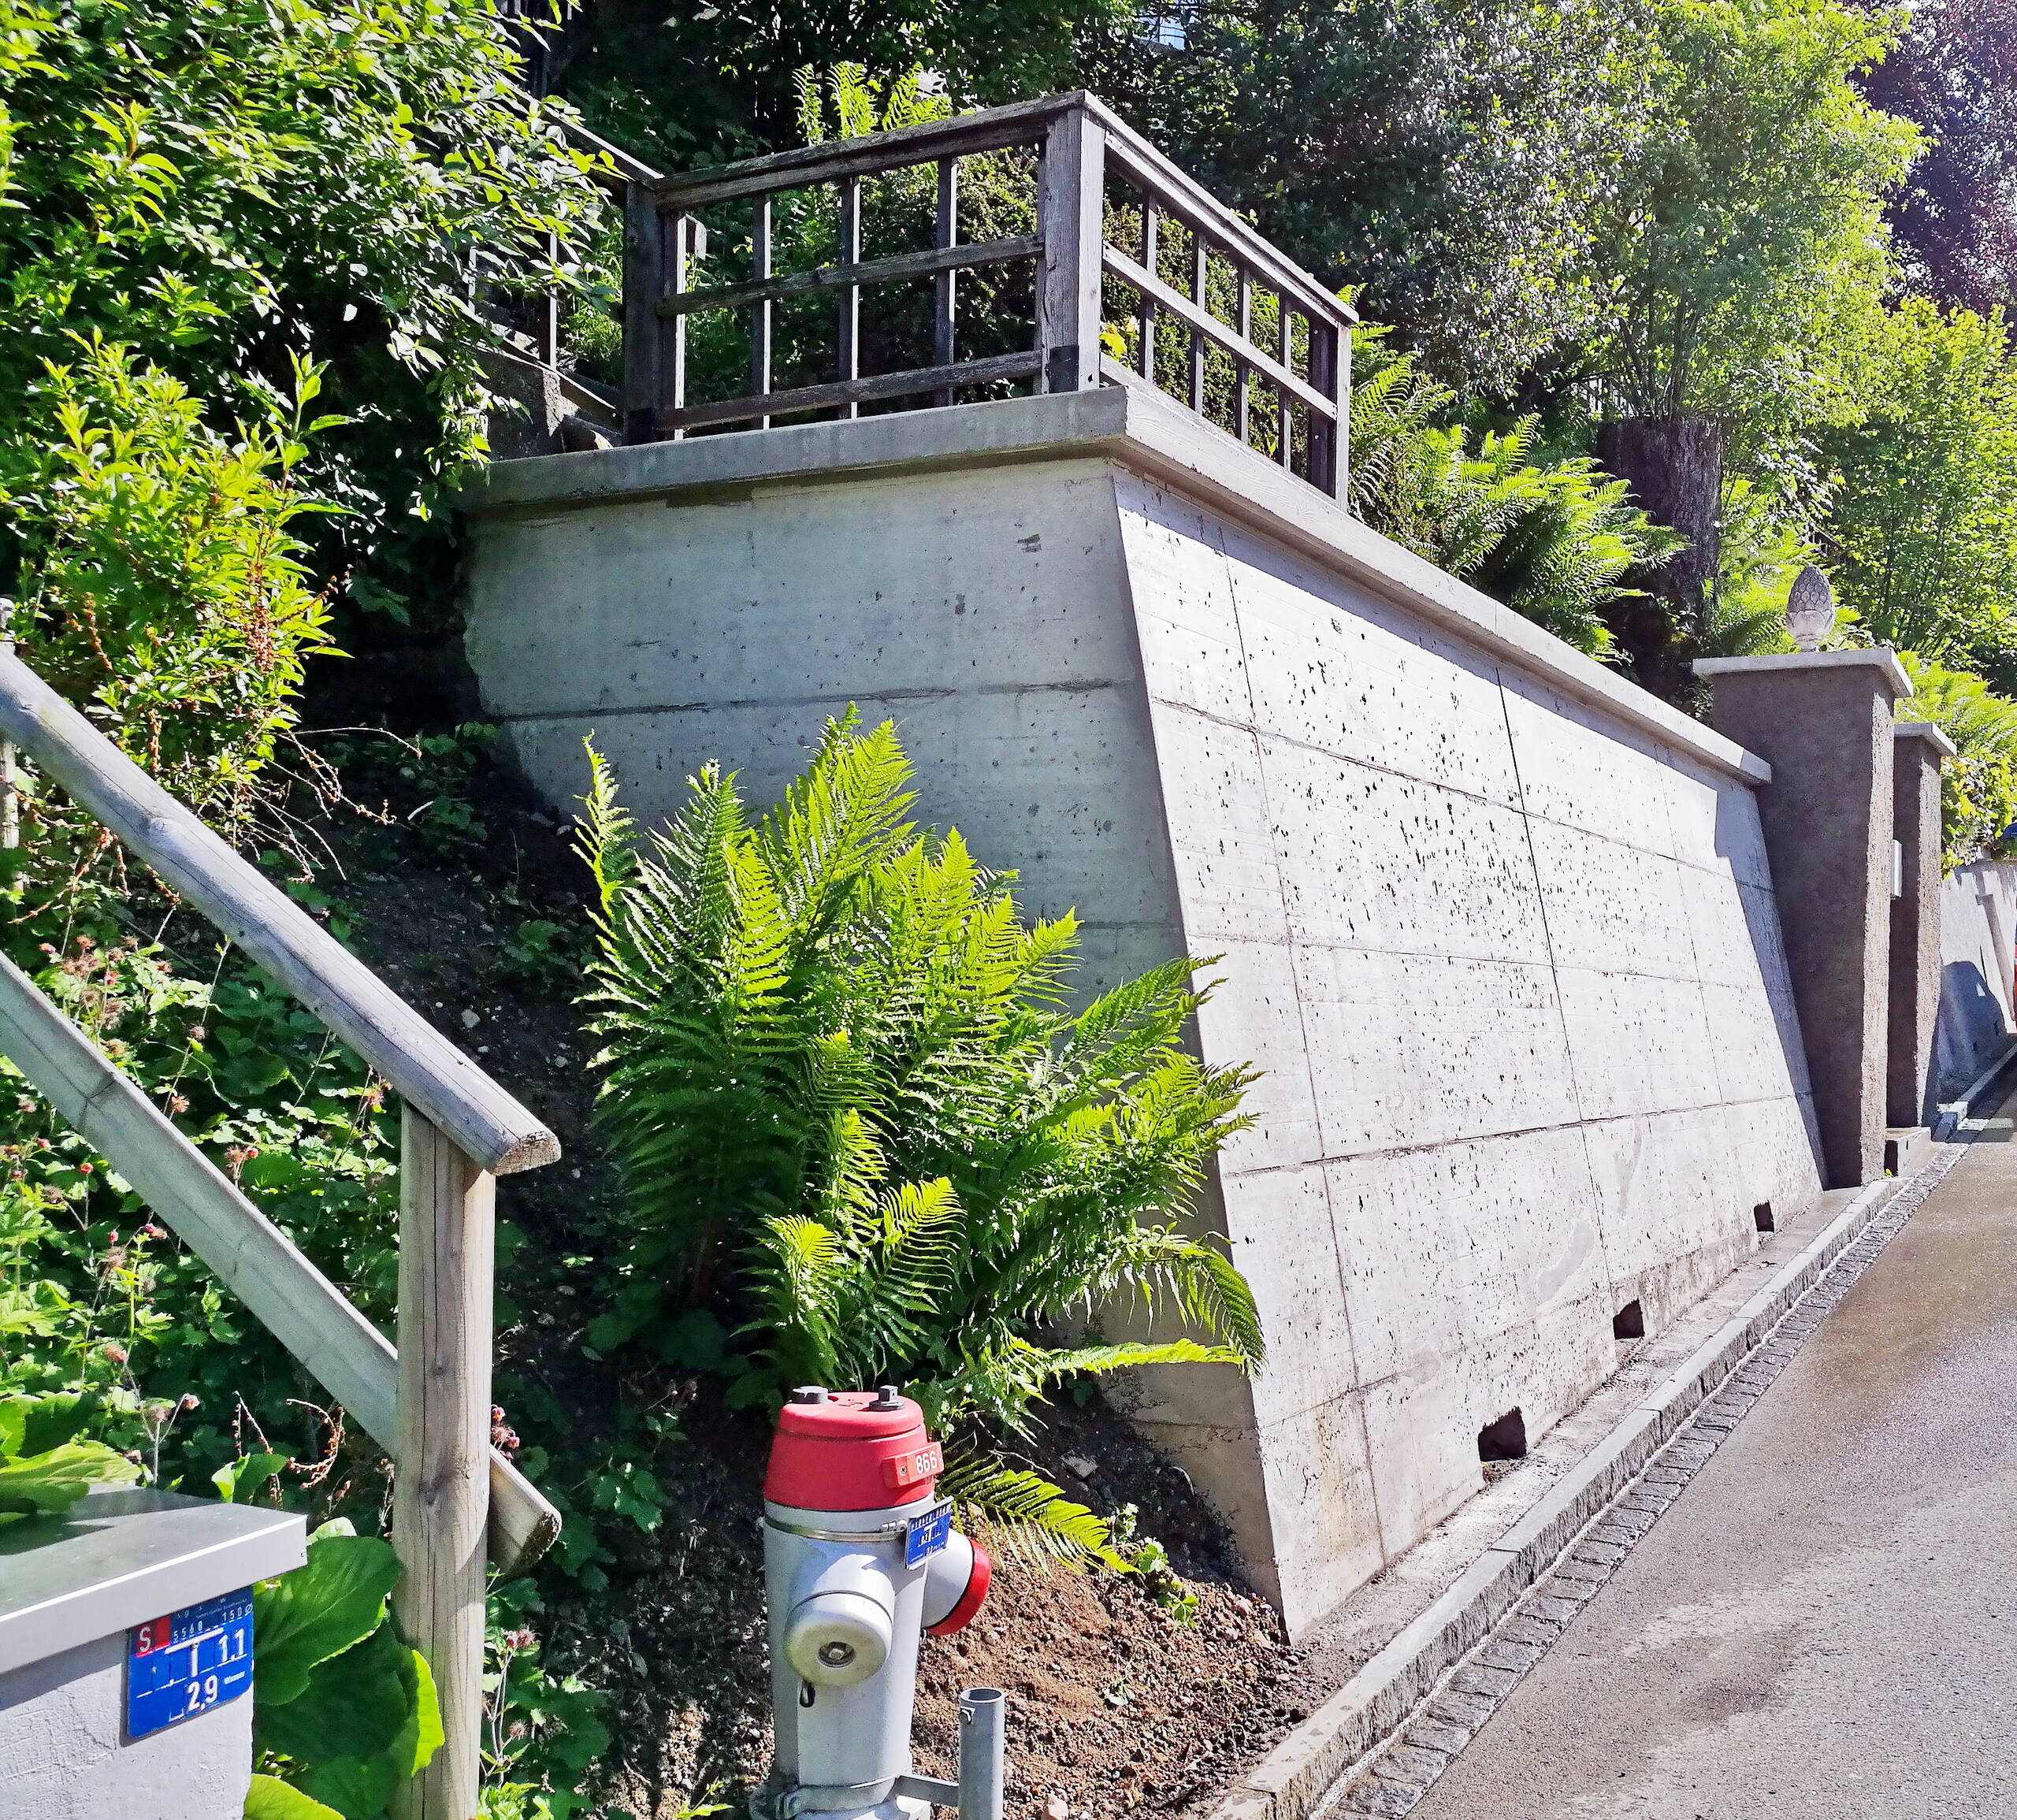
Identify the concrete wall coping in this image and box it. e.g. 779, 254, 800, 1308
0, 1490, 306, 1675
462, 388, 1773, 787
1696, 648, 1914, 699
1896, 718, 1959, 758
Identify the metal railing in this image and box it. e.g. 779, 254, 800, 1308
544, 93, 1355, 496
0, 652, 558, 1820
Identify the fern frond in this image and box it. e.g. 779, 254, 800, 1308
1037, 1339, 1246, 1374
939, 1453, 1128, 1573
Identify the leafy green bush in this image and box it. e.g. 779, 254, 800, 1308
0, 0, 607, 621
0, 340, 338, 838
1350, 330, 1683, 657
1896, 652, 2017, 868
1826, 298, 2017, 681
576, 713, 1261, 1436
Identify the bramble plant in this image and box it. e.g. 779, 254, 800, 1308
575, 714, 1261, 1569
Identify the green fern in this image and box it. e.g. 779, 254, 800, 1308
577, 713, 1263, 1436
1348, 326, 1682, 659
938, 1454, 1132, 1573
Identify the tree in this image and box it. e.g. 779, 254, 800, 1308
1823, 295, 2017, 681
1576, 0, 1919, 686
559, 0, 1122, 173
0, 0, 607, 664
1074, 0, 1664, 396
1855, 0, 2017, 316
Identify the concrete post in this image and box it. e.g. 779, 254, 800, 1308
1889, 720, 1956, 1128
1696, 651, 1911, 1188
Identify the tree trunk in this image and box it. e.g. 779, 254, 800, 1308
1595, 414, 1726, 700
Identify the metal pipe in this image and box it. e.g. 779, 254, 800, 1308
956, 1688, 1005, 1820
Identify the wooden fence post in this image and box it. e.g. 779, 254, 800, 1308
392, 1107, 496, 1820
622, 184, 669, 444
1037, 102, 1105, 396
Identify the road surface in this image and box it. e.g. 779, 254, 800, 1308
1413, 1093, 2017, 1818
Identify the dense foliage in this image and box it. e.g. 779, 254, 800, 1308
11, 0, 2017, 1809
1076, 0, 1665, 395
246, 1517, 444, 1820
577, 717, 1261, 1436
1856, 0, 2017, 316
0, 0, 605, 648
1823, 298, 2017, 678
1582, 0, 1915, 437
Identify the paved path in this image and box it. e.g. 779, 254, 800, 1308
1412, 1098, 2017, 1819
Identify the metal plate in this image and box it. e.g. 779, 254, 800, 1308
126, 1588, 254, 1740
904, 1502, 952, 1569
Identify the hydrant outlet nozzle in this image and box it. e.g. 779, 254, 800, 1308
785, 1589, 893, 1688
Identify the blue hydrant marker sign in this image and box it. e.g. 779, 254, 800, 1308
126, 1590, 254, 1740
904, 1502, 952, 1569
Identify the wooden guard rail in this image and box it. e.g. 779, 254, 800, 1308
592, 91, 1355, 495
0, 652, 559, 1820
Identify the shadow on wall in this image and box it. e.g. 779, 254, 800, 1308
1934, 960, 2010, 1100
1722, 789, 1826, 1172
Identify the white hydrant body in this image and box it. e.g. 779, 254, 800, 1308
760, 1387, 991, 1820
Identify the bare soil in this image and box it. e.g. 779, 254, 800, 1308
304, 735, 1313, 1820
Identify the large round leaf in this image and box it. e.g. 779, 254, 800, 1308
0, 1439, 141, 1518
0, 1391, 103, 1461
251, 1532, 401, 1707
259, 1624, 442, 1820
243, 1774, 343, 1819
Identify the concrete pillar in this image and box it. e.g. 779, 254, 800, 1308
1696, 651, 1911, 1187
1889, 720, 1956, 1127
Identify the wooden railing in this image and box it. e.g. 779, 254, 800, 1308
566, 93, 1356, 496
0, 652, 557, 1820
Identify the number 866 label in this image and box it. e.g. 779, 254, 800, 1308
127, 1590, 254, 1740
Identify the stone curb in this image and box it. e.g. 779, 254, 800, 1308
1203, 1170, 1912, 1820
1932, 1038, 2017, 1139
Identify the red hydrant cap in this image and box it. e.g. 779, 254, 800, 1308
764, 1387, 945, 1511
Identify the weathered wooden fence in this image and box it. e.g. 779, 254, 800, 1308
526, 92, 1355, 496
0, 652, 557, 1820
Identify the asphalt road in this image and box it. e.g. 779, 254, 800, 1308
1412, 1094, 2017, 1819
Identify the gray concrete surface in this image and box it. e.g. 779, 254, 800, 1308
465, 393, 1823, 1636
1410, 1089, 2017, 1819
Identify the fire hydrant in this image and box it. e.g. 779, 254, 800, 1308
760, 1385, 999, 1820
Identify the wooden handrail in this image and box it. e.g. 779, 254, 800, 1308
1090, 107, 1353, 332
0, 952, 559, 1574
0, 652, 558, 1176
0, 648, 564, 1818
656, 232, 1042, 318
648, 91, 1072, 210
1101, 243, 1339, 418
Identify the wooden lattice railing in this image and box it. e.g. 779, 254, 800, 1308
0, 652, 556, 1820
528, 93, 1356, 496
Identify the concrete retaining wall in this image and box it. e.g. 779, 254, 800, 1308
1935, 860, 2017, 1097
461, 387, 1824, 1636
